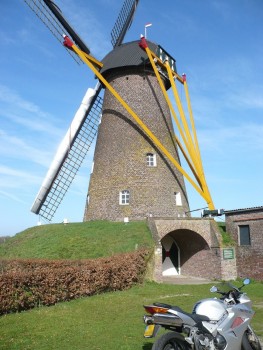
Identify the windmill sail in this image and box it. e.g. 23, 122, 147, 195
111, 0, 139, 48
28, 0, 140, 221
24, 0, 90, 63
41, 0, 91, 54
31, 85, 103, 221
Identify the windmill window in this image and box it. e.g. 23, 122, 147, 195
146, 153, 156, 167
238, 225, 251, 246
119, 190, 130, 205
174, 192, 182, 206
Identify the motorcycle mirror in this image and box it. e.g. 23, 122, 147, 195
243, 278, 250, 285
210, 286, 218, 293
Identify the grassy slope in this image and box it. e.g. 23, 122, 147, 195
0, 281, 262, 350
0, 221, 262, 349
0, 221, 233, 259
0, 221, 154, 259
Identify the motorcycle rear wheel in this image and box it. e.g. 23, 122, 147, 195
152, 332, 190, 350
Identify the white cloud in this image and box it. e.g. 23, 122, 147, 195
228, 88, 263, 110
198, 122, 263, 156
2, 112, 62, 138
0, 166, 40, 189
0, 190, 27, 204
55, 0, 112, 59
0, 30, 15, 45
0, 84, 68, 167
0, 84, 55, 118
0, 129, 53, 167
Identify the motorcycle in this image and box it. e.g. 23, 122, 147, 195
143, 278, 262, 350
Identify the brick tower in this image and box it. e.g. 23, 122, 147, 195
84, 40, 190, 221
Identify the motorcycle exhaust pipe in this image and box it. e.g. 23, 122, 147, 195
151, 313, 183, 326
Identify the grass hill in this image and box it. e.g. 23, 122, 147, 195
0, 221, 233, 260
0, 220, 262, 350
0, 220, 154, 260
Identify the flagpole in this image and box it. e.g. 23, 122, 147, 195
144, 23, 152, 39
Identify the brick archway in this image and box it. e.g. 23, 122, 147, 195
163, 229, 210, 277
147, 217, 222, 280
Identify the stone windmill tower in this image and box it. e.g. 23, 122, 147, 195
84, 41, 190, 221
28, 0, 214, 223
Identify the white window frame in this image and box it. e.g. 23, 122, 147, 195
174, 192, 182, 206
119, 190, 130, 205
90, 161, 94, 174
146, 153, 157, 167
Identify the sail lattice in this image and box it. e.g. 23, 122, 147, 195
38, 94, 103, 221
24, 0, 83, 63
111, 0, 139, 47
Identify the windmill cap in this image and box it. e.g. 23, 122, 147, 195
100, 40, 177, 88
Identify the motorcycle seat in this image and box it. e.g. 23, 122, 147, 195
153, 302, 210, 323
188, 313, 210, 323
172, 307, 210, 323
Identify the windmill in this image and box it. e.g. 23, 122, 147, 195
26, 0, 215, 223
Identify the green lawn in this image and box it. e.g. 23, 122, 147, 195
0, 281, 262, 350
0, 221, 231, 259
0, 221, 261, 349
0, 221, 153, 259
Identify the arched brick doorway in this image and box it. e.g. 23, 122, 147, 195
147, 217, 223, 280
161, 229, 211, 277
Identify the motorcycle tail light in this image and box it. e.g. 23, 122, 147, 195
144, 305, 169, 315
231, 317, 245, 329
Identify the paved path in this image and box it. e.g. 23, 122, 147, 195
161, 275, 214, 285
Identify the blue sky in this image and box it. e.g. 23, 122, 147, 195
1, 0, 263, 236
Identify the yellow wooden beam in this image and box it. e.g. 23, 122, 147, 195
63, 36, 214, 208
82, 51, 103, 69
143, 45, 193, 160
140, 38, 215, 210
175, 135, 203, 188
66, 41, 210, 202
183, 78, 201, 160
165, 61, 203, 179
149, 51, 185, 84
183, 77, 214, 210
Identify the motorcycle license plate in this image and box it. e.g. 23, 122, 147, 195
144, 325, 156, 338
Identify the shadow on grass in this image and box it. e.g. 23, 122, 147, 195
142, 342, 153, 350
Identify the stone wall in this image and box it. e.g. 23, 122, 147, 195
151, 217, 221, 248
220, 248, 237, 281
225, 208, 263, 281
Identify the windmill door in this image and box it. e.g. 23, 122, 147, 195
162, 235, 180, 276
